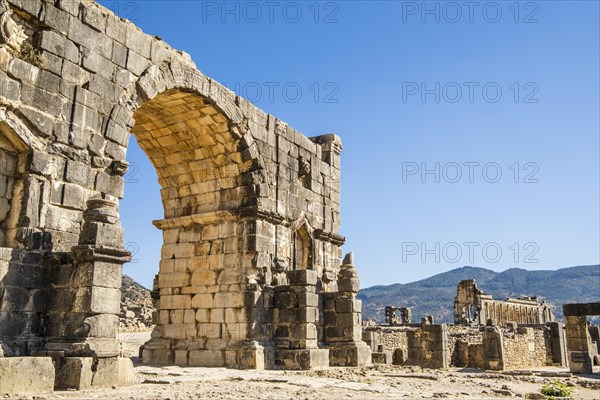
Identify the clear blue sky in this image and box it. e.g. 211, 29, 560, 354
97, 1, 600, 289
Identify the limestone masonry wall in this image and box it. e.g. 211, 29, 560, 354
367, 322, 565, 371
502, 326, 552, 369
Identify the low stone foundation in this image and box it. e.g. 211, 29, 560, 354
55, 356, 134, 389
0, 356, 133, 396
365, 321, 568, 371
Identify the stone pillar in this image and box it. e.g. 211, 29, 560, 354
45, 199, 131, 357
547, 321, 567, 367
225, 280, 270, 370
385, 306, 395, 325
270, 269, 329, 369
406, 321, 448, 369
589, 325, 600, 354
323, 252, 371, 366
48, 199, 134, 389
482, 326, 504, 370
564, 315, 593, 373
401, 307, 412, 324
562, 303, 600, 374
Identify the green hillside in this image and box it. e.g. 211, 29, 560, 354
357, 265, 600, 323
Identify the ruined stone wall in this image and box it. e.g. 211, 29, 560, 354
454, 279, 554, 326
447, 325, 482, 367
0, 247, 45, 355
0, 0, 361, 371
363, 325, 416, 352
502, 326, 552, 369
366, 322, 561, 370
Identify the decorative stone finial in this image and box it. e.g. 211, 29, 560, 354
338, 252, 359, 293
83, 199, 120, 225
78, 199, 124, 248
342, 252, 354, 266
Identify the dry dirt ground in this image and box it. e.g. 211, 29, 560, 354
14, 331, 600, 400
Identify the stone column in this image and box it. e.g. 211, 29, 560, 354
547, 321, 567, 367
563, 303, 600, 374
482, 326, 505, 370
322, 252, 371, 366
46, 199, 131, 358
564, 315, 592, 373
64, 199, 131, 357
48, 199, 133, 389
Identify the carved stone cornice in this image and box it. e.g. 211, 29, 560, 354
72, 245, 132, 264
153, 207, 286, 230
314, 229, 346, 246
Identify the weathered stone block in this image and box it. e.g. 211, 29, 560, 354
191, 269, 217, 286
0, 71, 21, 101
73, 262, 120, 289
287, 269, 318, 285
329, 345, 372, 367
84, 313, 119, 338
91, 357, 134, 387
73, 286, 120, 314
40, 3, 70, 34
161, 294, 191, 310
0, 357, 54, 395
188, 350, 225, 367
158, 272, 191, 288
298, 292, 319, 308
35, 30, 79, 63
81, 2, 107, 31
55, 357, 93, 389
68, 14, 113, 55
198, 323, 222, 339
95, 171, 124, 197
191, 293, 213, 308
195, 308, 210, 323
271, 348, 329, 370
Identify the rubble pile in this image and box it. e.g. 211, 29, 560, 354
120, 275, 155, 331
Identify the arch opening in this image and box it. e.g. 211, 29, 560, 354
126, 88, 263, 367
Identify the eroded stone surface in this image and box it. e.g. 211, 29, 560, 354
0, 356, 54, 395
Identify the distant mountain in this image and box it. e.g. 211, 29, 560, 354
358, 265, 600, 323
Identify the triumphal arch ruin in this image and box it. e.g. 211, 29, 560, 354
0, 0, 369, 391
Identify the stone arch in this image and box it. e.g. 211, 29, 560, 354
103, 63, 277, 368
0, 0, 354, 375
105, 63, 270, 188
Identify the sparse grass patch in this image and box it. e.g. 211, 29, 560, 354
539, 380, 574, 399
